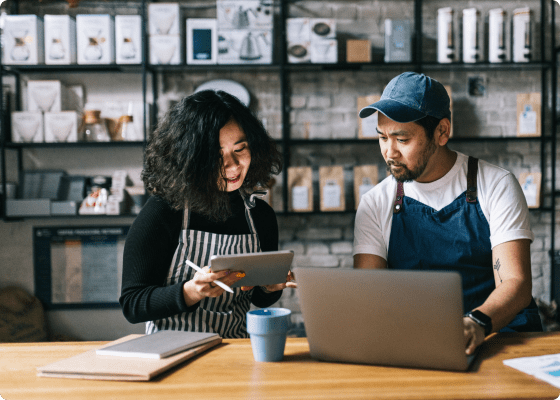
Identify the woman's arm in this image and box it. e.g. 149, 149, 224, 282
119, 196, 195, 323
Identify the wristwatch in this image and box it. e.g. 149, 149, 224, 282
465, 310, 493, 336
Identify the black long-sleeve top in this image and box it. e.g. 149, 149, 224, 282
120, 190, 282, 324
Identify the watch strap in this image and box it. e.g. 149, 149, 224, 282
465, 310, 492, 336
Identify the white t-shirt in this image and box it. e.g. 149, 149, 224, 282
353, 151, 534, 259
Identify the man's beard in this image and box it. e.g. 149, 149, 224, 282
386, 139, 437, 182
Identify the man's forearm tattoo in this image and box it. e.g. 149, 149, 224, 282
494, 258, 502, 283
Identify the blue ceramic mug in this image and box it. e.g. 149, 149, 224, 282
246, 308, 292, 362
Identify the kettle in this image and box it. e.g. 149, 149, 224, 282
239, 31, 268, 61
229, 6, 256, 29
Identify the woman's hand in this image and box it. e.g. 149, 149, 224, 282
182, 266, 245, 306
241, 271, 297, 292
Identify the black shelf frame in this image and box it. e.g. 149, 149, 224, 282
0, 0, 557, 310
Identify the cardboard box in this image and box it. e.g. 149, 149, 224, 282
115, 15, 142, 64
347, 40, 371, 63
27, 80, 66, 112
44, 111, 79, 143
310, 19, 336, 41
287, 41, 310, 63
186, 19, 218, 65
384, 19, 412, 62
357, 95, 380, 139
6, 199, 51, 217
76, 14, 115, 64
150, 35, 181, 65
310, 39, 337, 63
44, 15, 77, 65
149, 3, 181, 35
517, 92, 541, 137
217, 29, 272, 64
3, 15, 44, 65
217, 0, 274, 30
11, 111, 43, 143
50, 201, 78, 215
286, 18, 310, 42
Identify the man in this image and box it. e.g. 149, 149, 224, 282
353, 72, 542, 355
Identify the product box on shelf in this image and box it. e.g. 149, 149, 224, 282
149, 2, 181, 35
310, 39, 337, 64
26, 80, 67, 113
44, 111, 79, 143
513, 7, 532, 63
150, 35, 182, 64
217, 0, 274, 30
462, 8, 480, 63
286, 18, 311, 64
286, 18, 310, 42
357, 95, 380, 139
186, 19, 218, 65
488, 8, 507, 63
6, 199, 51, 217
384, 19, 411, 63
287, 41, 310, 63
517, 92, 540, 137
347, 40, 371, 63
217, 29, 272, 64
44, 15, 76, 65
310, 19, 336, 42
76, 14, 115, 64
2, 15, 44, 65
11, 111, 44, 143
50, 201, 78, 216
115, 15, 142, 64
437, 7, 455, 63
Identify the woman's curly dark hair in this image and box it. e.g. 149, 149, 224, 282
142, 90, 282, 222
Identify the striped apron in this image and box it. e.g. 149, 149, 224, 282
146, 190, 264, 338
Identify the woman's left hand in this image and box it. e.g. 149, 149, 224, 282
241, 271, 297, 292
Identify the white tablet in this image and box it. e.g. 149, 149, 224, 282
209, 250, 294, 288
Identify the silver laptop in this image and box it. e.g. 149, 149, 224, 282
294, 267, 477, 371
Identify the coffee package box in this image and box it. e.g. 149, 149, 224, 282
44, 111, 79, 143
44, 15, 77, 65
76, 14, 115, 64
11, 111, 44, 143
288, 166, 313, 212
3, 15, 44, 65
319, 166, 345, 212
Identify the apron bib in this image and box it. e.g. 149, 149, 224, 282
387, 156, 542, 332
146, 191, 262, 338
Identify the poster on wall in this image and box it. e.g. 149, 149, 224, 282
33, 226, 129, 309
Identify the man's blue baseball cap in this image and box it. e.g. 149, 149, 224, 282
359, 72, 451, 123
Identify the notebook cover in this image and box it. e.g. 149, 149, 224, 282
95, 330, 220, 359
37, 334, 222, 381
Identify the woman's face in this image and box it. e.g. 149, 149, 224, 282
218, 119, 251, 192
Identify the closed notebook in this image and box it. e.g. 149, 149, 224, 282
37, 334, 222, 381
96, 330, 220, 359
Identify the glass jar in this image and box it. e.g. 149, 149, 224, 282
81, 110, 110, 142
115, 114, 137, 141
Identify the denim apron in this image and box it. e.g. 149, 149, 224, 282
387, 156, 542, 332
146, 190, 263, 338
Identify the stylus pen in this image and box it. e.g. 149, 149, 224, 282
184, 259, 234, 293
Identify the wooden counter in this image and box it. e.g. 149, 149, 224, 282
1, 332, 559, 400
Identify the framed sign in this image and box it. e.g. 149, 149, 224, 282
34, 226, 129, 309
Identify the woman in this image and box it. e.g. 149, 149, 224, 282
120, 90, 293, 338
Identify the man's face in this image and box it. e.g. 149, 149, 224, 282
377, 113, 438, 183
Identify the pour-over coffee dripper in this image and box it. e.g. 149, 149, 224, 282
30, 87, 58, 112
84, 28, 104, 61
10, 29, 30, 62
120, 27, 137, 60
48, 27, 66, 60
152, 11, 176, 35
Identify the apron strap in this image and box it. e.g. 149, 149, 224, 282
466, 156, 479, 203
182, 204, 190, 229
393, 181, 404, 214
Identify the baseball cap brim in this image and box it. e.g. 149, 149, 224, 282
359, 99, 427, 123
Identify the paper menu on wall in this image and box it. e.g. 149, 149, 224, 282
504, 353, 560, 388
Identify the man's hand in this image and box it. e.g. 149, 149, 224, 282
463, 316, 485, 355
